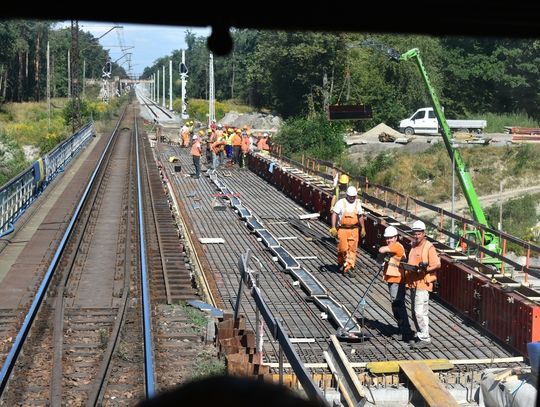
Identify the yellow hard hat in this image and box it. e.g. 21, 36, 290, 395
339, 174, 349, 184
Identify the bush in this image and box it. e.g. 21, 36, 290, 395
174, 98, 253, 124
275, 113, 346, 160
486, 193, 540, 254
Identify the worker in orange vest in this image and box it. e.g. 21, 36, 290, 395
240, 133, 251, 168
406, 220, 440, 349
328, 186, 366, 275
378, 226, 414, 344
257, 133, 270, 154
191, 134, 202, 178
231, 130, 242, 165
181, 123, 190, 147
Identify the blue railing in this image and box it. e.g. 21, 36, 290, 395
0, 122, 95, 235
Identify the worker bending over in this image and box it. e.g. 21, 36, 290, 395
378, 226, 414, 344
329, 186, 366, 275
406, 220, 440, 349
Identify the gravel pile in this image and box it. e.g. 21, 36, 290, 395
218, 111, 283, 132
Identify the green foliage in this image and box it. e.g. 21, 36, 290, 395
177, 98, 252, 124
481, 111, 539, 133
181, 303, 208, 333
486, 194, 540, 253
359, 152, 396, 182
0, 133, 28, 186
276, 113, 347, 160
511, 144, 540, 174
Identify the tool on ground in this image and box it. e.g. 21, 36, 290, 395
336, 258, 386, 340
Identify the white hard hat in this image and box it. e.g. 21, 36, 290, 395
346, 186, 357, 196
412, 220, 426, 231
384, 226, 398, 238
192, 134, 198, 140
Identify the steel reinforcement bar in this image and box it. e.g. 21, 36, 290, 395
248, 152, 540, 357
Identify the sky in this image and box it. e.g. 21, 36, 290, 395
59, 21, 210, 77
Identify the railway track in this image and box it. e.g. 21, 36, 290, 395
0, 97, 209, 405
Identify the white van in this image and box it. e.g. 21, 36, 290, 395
399, 108, 487, 135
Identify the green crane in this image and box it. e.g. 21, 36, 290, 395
398, 48, 501, 267
357, 40, 501, 266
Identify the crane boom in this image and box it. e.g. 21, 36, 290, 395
399, 48, 488, 225
399, 48, 500, 262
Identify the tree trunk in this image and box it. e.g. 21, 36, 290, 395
17, 52, 24, 102
25, 50, 29, 101
34, 31, 41, 101
2, 68, 8, 101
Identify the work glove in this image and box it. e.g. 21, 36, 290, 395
360, 227, 366, 238
328, 227, 338, 238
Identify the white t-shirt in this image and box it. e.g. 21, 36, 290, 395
332, 198, 364, 226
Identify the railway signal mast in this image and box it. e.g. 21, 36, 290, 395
208, 52, 216, 128
179, 50, 189, 119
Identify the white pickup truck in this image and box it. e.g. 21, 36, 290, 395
399, 107, 487, 135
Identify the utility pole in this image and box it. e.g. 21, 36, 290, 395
70, 20, 81, 131
169, 59, 173, 110
180, 50, 189, 119
499, 182, 503, 230
208, 52, 215, 127
157, 70, 160, 104
67, 49, 71, 98
47, 41, 50, 130
162, 65, 165, 107
82, 59, 86, 98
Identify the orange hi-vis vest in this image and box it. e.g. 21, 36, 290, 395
384, 242, 405, 283
191, 141, 201, 156
231, 134, 242, 146
339, 200, 360, 228
407, 240, 438, 291
241, 136, 250, 153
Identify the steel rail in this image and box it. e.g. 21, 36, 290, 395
0, 107, 126, 394
135, 114, 156, 399
141, 125, 173, 304
238, 249, 327, 405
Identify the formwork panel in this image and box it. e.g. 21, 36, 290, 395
302, 184, 314, 211
437, 260, 483, 324
290, 176, 302, 204
479, 284, 540, 356
312, 189, 323, 215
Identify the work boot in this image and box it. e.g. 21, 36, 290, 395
410, 339, 431, 349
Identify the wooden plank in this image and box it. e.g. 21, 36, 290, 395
198, 237, 225, 244
400, 361, 459, 407
298, 213, 320, 220
367, 359, 453, 374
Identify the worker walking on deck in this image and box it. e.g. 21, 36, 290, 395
328, 186, 366, 275
330, 173, 349, 212
378, 226, 414, 344
406, 220, 440, 349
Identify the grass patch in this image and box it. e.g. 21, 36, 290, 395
180, 301, 208, 334
479, 111, 540, 133
191, 348, 225, 379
